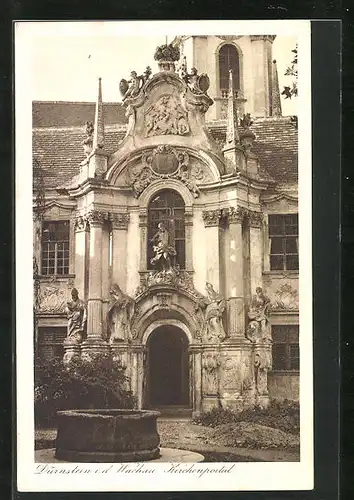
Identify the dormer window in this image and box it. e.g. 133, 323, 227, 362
219, 44, 240, 96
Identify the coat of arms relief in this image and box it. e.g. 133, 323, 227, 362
144, 94, 190, 137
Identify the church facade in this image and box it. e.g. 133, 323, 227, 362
33, 36, 299, 417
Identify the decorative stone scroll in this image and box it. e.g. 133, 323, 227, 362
74, 215, 89, 232
202, 353, 220, 395
224, 206, 247, 225
144, 95, 190, 137
38, 285, 69, 314
248, 210, 263, 228
128, 145, 199, 198
135, 267, 205, 303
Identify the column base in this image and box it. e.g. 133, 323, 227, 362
81, 337, 110, 359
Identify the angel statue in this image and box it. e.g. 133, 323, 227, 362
107, 284, 135, 343
150, 222, 177, 272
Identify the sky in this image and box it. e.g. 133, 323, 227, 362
25, 24, 297, 116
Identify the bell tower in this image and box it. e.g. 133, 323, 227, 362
173, 35, 279, 120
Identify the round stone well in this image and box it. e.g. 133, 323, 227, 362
55, 409, 161, 462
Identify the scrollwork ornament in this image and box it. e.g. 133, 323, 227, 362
110, 213, 130, 230
86, 210, 107, 227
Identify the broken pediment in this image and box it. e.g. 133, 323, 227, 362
107, 64, 222, 173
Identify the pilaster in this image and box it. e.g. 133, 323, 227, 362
73, 214, 89, 299
224, 207, 246, 338
202, 209, 222, 291
249, 210, 264, 295
110, 212, 130, 290
184, 208, 193, 270
139, 210, 148, 272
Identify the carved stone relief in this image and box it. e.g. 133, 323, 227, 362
38, 284, 70, 313
270, 283, 299, 311
127, 145, 200, 198
222, 356, 240, 391
202, 353, 220, 395
144, 95, 190, 137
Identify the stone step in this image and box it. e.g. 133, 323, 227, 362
154, 406, 192, 418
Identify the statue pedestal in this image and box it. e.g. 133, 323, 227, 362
63, 340, 81, 365
81, 337, 110, 360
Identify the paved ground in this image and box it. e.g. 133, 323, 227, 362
35, 419, 299, 462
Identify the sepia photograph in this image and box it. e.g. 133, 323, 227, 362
16, 20, 313, 492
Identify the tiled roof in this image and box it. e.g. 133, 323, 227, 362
33, 103, 297, 189
33, 101, 128, 128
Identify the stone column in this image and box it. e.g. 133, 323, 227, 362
110, 213, 130, 290
73, 215, 89, 299
225, 207, 246, 338
202, 209, 222, 291
191, 347, 202, 418
81, 210, 108, 356
249, 211, 264, 295
139, 209, 148, 272
184, 208, 193, 271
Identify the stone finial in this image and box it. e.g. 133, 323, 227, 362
239, 113, 256, 152
271, 60, 282, 117
93, 77, 104, 149
154, 43, 180, 72
225, 69, 240, 146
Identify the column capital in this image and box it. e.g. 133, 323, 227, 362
110, 212, 130, 230
250, 35, 276, 43
86, 209, 107, 228
224, 206, 246, 225
74, 214, 89, 232
248, 210, 264, 228
202, 209, 222, 227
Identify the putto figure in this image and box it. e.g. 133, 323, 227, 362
247, 287, 271, 342
107, 284, 135, 343
150, 222, 177, 271
65, 288, 87, 343
119, 67, 151, 101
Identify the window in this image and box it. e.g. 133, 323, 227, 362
219, 44, 240, 95
41, 221, 70, 275
272, 325, 299, 371
147, 190, 185, 270
268, 214, 298, 271
37, 327, 67, 360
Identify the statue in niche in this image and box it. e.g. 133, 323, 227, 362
254, 348, 272, 396
196, 282, 226, 342
246, 287, 271, 342
65, 288, 87, 344
107, 284, 135, 343
150, 222, 177, 272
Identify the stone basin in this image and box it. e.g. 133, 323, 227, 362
55, 409, 160, 462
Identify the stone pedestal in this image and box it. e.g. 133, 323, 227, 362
63, 341, 81, 365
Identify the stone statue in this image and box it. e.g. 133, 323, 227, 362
120, 67, 151, 101
65, 288, 87, 343
150, 222, 177, 271
183, 67, 210, 95
107, 284, 135, 343
254, 348, 272, 395
247, 287, 271, 342
197, 282, 226, 342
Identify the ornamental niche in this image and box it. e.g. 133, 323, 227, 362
127, 145, 200, 198
144, 95, 190, 137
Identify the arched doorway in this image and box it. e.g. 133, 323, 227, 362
146, 325, 190, 407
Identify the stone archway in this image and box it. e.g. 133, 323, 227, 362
142, 319, 193, 410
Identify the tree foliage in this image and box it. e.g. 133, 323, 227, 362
282, 47, 298, 100
35, 353, 135, 427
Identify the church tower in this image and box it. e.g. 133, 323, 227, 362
173, 35, 279, 120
